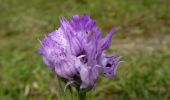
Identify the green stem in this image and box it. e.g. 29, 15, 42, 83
78, 91, 86, 100
77, 87, 86, 100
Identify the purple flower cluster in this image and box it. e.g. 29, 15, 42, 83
38, 15, 122, 90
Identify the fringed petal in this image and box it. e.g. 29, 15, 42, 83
101, 28, 117, 50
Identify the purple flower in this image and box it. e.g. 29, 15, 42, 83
38, 15, 123, 90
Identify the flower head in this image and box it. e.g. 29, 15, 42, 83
38, 15, 123, 90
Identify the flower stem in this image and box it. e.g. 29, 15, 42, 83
78, 91, 86, 100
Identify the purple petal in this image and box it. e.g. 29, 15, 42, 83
80, 66, 99, 89
101, 28, 117, 50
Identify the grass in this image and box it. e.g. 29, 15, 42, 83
0, 0, 170, 100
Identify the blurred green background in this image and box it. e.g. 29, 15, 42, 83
0, 0, 170, 100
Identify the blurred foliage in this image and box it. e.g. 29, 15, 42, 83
0, 0, 170, 100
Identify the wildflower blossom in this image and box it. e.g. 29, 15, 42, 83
38, 15, 123, 91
